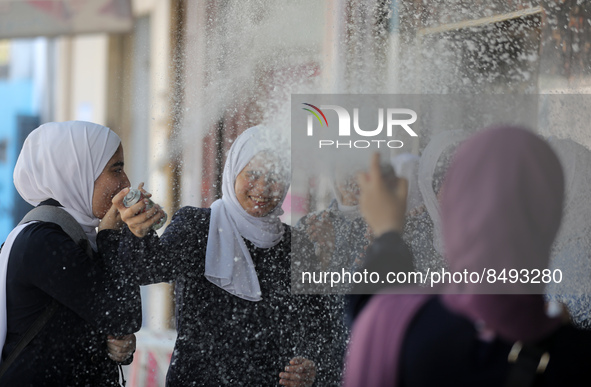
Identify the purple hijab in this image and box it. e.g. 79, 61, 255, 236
344, 126, 565, 387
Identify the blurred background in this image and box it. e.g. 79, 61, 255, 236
1, 0, 591, 385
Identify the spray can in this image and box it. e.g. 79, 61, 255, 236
122, 188, 168, 230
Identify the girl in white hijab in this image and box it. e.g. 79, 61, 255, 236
115, 125, 344, 386
205, 125, 289, 301
0, 121, 141, 386
14, 121, 121, 249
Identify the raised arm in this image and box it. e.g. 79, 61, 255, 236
346, 153, 415, 324
104, 188, 208, 285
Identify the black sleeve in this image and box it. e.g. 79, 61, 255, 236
108, 206, 208, 285
290, 229, 347, 386
17, 223, 141, 336
296, 294, 347, 387
290, 225, 325, 288
345, 230, 415, 326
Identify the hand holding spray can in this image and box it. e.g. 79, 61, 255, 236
122, 188, 168, 230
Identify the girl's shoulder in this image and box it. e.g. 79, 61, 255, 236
10, 221, 91, 268
15, 221, 78, 249
175, 206, 211, 219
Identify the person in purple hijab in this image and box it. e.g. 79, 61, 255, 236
344, 126, 591, 387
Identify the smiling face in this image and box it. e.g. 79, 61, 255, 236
234, 153, 287, 217
334, 166, 361, 206
336, 174, 360, 206
92, 145, 130, 219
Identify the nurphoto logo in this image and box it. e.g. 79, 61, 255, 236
302, 103, 418, 149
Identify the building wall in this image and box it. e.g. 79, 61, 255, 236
0, 39, 47, 240
180, 0, 325, 213
0, 79, 35, 241
54, 35, 109, 124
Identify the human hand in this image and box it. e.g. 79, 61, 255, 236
279, 357, 316, 386
136, 181, 152, 200
98, 203, 123, 231
106, 334, 136, 363
112, 182, 166, 238
357, 153, 408, 238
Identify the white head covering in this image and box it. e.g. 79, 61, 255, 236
391, 153, 421, 213
327, 153, 421, 220
205, 125, 290, 301
1, 121, 120, 363
330, 167, 361, 219
546, 137, 591, 325
418, 130, 469, 256
13, 121, 121, 249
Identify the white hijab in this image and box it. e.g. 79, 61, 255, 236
205, 125, 289, 301
391, 153, 421, 213
1, 121, 120, 362
13, 121, 121, 249
330, 170, 361, 219
546, 137, 591, 325
328, 153, 420, 219
418, 130, 469, 256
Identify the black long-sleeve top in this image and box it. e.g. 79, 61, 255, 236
400, 296, 591, 386
110, 206, 345, 386
353, 231, 591, 386
345, 230, 415, 327
0, 221, 142, 386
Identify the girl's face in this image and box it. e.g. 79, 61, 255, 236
336, 175, 360, 206
235, 153, 287, 217
335, 167, 361, 206
92, 145, 130, 219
